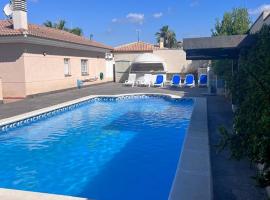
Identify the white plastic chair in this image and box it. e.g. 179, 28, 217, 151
124, 73, 136, 87
138, 74, 152, 87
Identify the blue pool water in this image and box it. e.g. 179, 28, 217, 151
0, 96, 194, 200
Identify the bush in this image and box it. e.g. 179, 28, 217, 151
218, 25, 270, 187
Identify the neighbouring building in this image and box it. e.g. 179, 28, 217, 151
0, 0, 113, 102
113, 41, 209, 82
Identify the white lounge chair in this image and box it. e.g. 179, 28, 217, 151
124, 73, 136, 87
137, 74, 152, 87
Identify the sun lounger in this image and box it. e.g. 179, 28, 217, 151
137, 74, 152, 87
171, 74, 181, 87
154, 74, 164, 87
198, 74, 208, 87
184, 74, 195, 87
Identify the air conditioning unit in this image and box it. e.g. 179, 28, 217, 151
105, 53, 113, 60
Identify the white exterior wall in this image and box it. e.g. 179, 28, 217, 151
153, 49, 192, 73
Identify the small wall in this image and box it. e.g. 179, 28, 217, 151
0, 78, 3, 103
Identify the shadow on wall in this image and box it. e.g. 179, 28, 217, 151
0, 43, 106, 63
119, 67, 131, 83
115, 60, 131, 83
0, 44, 24, 62
25, 44, 105, 58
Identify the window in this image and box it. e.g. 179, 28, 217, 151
81, 59, 89, 76
64, 58, 71, 76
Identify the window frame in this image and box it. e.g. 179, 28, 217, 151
81, 59, 89, 76
64, 58, 71, 77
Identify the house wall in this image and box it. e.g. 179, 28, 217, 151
23, 44, 112, 96
0, 43, 112, 99
113, 50, 209, 82
0, 44, 27, 99
0, 78, 3, 103
114, 52, 143, 62
153, 49, 192, 73
114, 52, 148, 82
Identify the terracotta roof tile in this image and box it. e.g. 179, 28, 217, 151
0, 20, 112, 50
114, 41, 159, 52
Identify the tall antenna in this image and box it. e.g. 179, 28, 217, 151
136, 29, 141, 42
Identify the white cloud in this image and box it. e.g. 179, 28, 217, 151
190, 1, 199, 7
126, 13, 144, 25
112, 18, 118, 23
153, 12, 163, 19
248, 4, 270, 15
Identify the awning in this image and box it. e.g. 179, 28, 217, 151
183, 34, 255, 60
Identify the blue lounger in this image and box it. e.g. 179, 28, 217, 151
154, 74, 164, 87
198, 74, 207, 87
171, 74, 181, 87
184, 74, 195, 87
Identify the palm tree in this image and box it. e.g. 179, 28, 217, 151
55, 20, 67, 30
70, 27, 83, 36
43, 20, 83, 36
43, 20, 53, 28
155, 25, 177, 48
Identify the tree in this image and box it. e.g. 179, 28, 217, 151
212, 8, 250, 36
155, 25, 177, 48
211, 8, 251, 86
43, 20, 53, 28
69, 27, 83, 36
43, 20, 83, 36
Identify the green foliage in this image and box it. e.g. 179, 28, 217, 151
212, 8, 251, 36
218, 25, 270, 187
155, 25, 177, 48
43, 20, 83, 36
212, 8, 251, 89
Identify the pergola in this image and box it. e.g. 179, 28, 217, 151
183, 34, 255, 60
183, 34, 256, 96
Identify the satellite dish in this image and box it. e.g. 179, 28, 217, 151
3, 3, 13, 18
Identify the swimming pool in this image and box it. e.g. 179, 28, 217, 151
0, 95, 194, 200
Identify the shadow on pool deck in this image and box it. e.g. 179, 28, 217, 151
0, 82, 267, 199
208, 96, 267, 200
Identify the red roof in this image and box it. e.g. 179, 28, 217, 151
114, 41, 159, 53
0, 20, 112, 50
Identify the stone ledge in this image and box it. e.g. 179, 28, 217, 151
0, 188, 88, 200
169, 97, 213, 200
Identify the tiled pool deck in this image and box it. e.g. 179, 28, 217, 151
0, 83, 267, 200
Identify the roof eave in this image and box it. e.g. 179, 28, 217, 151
0, 35, 112, 52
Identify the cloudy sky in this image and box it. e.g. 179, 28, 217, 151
0, 0, 269, 46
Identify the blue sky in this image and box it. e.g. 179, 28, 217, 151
0, 0, 270, 46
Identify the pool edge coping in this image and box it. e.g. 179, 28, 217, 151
169, 97, 213, 200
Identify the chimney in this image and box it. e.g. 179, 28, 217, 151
159, 37, 164, 49
12, 0, 28, 30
